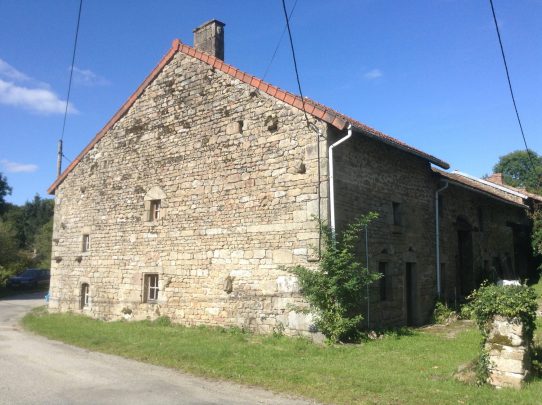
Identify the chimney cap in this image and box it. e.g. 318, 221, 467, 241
193, 19, 225, 33
193, 19, 225, 60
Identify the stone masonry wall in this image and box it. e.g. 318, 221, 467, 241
331, 127, 438, 328
486, 315, 531, 389
48, 50, 329, 336
330, 129, 531, 328
438, 186, 529, 304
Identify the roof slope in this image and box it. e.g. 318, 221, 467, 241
48, 39, 449, 194
434, 168, 528, 208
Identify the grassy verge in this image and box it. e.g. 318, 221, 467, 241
23, 309, 541, 404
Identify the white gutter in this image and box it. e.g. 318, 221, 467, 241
329, 124, 353, 232
453, 170, 528, 199
435, 180, 448, 298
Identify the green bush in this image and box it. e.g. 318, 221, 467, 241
432, 301, 456, 324
288, 213, 380, 343
466, 283, 538, 340
465, 283, 538, 385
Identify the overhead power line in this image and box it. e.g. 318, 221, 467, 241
262, 0, 299, 80
60, 0, 83, 142
280, 0, 310, 127
488, 0, 537, 174
57, 0, 83, 177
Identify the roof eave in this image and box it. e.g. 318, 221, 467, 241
443, 178, 528, 209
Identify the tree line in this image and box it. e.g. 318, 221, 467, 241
0, 172, 54, 285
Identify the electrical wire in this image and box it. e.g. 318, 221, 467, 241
489, 0, 538, 176
262, 0, 299, 80
280, 0, 310, 127
60, 0, 83, 143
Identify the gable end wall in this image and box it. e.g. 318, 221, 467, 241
48, 51, 328, 335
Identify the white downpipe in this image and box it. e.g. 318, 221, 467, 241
329, 124, 353, 232
435, 181, 449, 298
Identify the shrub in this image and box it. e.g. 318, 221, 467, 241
466, 283, 538, 340
288, 213, 380, 343
432, 301, 456, 324
465, 283, 538, 384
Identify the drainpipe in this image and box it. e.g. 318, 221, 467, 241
435, 181, 449, 298
308, 123, 324, 259
329, 124, 353, 232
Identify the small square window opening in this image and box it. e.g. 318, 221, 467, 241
144, 274, 159, 303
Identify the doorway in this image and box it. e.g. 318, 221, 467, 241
405, 263, 416, 326
456, 217, 473, 296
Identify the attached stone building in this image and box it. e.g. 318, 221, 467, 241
47, 20, 537, 334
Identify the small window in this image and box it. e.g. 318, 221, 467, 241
150, 200, 161, 221
80, 283, 90, 309
82, 234, 90, 252
379, 262, 392, 301
143, 274, 159, 303
392, 202, 402, 226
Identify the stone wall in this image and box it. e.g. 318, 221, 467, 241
49, 50, 329, 336
330, 126, 532, 328
331, 127, 438, 328
486, 315, 531, 389
48, 45, 533, 335
438, 185, 530, 304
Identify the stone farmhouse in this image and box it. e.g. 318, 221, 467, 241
47, 20, 539, 334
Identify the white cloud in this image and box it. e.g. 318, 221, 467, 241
363, 68, 383, 80
1, 159, 38, 173
0, 58, 77, 114
72, 66, 109, 86
0, 79, 77, 114
0, 59, 31, 82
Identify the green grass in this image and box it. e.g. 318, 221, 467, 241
23, 309, 542, 405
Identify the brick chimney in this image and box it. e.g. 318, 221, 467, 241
487, 173, 504, 185
193, 20, 225, 60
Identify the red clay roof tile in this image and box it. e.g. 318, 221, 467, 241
284, 93, 295, 104
292, 98, 304, 109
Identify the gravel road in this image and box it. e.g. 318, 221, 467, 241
0, 293, 315, 405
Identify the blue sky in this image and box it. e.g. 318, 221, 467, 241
0, 0, 540, 205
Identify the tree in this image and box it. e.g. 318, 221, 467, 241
288, 213, 380, 343
0, 221, 18, 268
3, 195, 54, 249
33, 218, 53, 267
493, 150, 542, 194
0, 172, 12, 215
